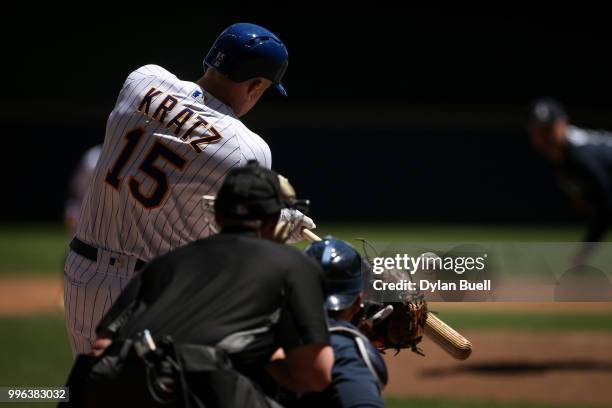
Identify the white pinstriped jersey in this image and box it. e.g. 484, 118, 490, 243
76, 65, 271, 261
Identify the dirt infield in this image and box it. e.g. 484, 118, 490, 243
385, 331, 612, 406
1, 277, 610, 316
0, 277, 63, 315
2, 278, 612, 405
430, 301, 612, 313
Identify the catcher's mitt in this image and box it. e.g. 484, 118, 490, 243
357, 299, 428, 355
355, 239, 429, 355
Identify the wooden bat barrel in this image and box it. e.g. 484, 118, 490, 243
424, 311, 472, 360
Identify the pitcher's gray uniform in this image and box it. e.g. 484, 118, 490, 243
64, 64, 271, 355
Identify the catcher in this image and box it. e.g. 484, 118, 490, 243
283, 237, 430, 408
286, 237, 389, 408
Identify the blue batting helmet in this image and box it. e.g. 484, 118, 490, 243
204, 23, 289, 97
305, 237, 363, 311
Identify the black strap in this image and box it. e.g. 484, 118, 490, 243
329, 325, 371, 343
69, 237, 147, 270
69, 237, 97, 262
329, 325, 387, 388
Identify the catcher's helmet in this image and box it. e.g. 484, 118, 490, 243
306, 237, 363, 311
204, 23, 288, 96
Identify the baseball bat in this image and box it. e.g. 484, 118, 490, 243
424, 311, 472, 360
302, 228, 473, 360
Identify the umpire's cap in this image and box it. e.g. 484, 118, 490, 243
306, 237, 363, 311
527, 97, 568, 127
204, 23, 289, 97
215, 161, 287, 221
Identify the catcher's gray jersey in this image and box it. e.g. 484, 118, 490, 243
65, 65, 271, 355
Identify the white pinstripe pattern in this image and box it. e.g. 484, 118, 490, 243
64, 65, 271, 356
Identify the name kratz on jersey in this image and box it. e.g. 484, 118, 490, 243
137, 87, 223, 153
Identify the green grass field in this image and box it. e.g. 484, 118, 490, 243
0, 315, 72, 387
0, 223, 609, 407
0, 222, 588, 275
0, 225, 69, 275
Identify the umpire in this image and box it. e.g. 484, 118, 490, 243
64, 161, 333, 407
527, 98, 612, 264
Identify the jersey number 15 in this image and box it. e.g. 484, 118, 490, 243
105, 128, 187, 208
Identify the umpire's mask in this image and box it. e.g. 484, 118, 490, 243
214, 160, 308, 241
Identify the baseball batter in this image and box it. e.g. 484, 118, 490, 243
64, 23, 313, 356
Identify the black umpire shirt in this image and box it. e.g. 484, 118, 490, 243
97, 228, 329, 378
556, 126, 612, 242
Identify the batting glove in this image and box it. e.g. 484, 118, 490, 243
280, 208, 316, 243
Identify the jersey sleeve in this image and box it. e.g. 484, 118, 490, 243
247, 131, 272, 169
275, 254, 329, 349
124, 64, 170, 84
192, 137, 242, 199
235, 125, 272, 169
114, 65, 173, 107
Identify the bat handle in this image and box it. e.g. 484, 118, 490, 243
302, 228, 322, 242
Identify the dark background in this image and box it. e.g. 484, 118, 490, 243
3, 10, 612, 223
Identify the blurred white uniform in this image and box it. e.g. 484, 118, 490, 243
64, 65, 271, 355
65, 145, 102, 233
